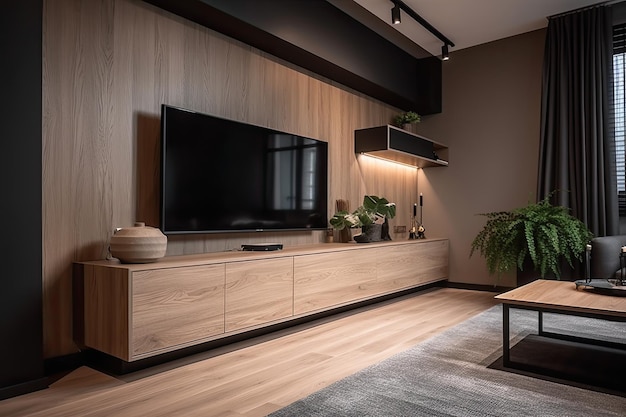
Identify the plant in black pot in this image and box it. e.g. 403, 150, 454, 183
470, 195, 592, 284
330, 195, 396, 243
392, 111, 420, 129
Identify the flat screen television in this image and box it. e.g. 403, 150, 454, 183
160, 105, 328, 235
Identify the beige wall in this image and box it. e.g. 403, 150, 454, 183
415, 29, 546, 287
42, 0, 546, 359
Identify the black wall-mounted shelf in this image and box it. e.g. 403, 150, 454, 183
142, 0, 442, 114
355, 125, 448, 168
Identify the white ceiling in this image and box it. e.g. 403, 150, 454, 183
352, 0, 608, 57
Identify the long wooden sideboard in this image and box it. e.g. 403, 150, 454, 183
75, 239, 449, 363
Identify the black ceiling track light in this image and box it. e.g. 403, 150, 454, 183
441, 44, 449, 61
391, 2, 401, 25
389, 0, 454, 60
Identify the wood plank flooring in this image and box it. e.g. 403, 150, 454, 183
0, 288, 499, 417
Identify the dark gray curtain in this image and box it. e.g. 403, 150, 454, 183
538, 5, 618, 237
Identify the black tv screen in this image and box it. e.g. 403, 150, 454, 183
160, 105, 328, 234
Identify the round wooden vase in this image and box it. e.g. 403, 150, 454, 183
110, 222, 167, 263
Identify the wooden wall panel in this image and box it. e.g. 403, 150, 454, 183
42, 0, 418, 357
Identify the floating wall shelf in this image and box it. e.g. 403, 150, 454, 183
355, 125, 448, 168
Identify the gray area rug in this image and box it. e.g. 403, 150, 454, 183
269, 305, 626, 416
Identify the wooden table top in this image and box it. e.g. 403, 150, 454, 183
495, 279, 626, 318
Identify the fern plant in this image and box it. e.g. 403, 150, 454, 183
470, 196, 592, 279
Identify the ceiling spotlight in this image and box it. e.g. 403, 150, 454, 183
387, 0, 454, 58
391, 3, 401, 25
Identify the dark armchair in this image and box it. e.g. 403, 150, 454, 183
588, 235, 626, 279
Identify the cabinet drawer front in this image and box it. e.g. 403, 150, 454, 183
294, 248, 379, 315
132, 264, 225, 356
225, 257, 293, 332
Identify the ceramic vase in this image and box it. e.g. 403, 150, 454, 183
109, 222, 167, 263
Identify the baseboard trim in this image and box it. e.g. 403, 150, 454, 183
445, 281, 513, 294
44, 351, 85, 376
0, 377, 48, 401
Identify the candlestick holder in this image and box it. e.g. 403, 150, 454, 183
417, 203, 426, 239
416, 223, 426, 239
409, 199, 427, 239
409, 203, 418, 240
408, 218, 418, 239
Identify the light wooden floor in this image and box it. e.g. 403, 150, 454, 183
0, 287, 499, 417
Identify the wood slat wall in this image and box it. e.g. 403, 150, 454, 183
42, 0, 418, 358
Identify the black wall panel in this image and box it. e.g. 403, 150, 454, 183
0, 0, 47, 400
143, 0, 442, 114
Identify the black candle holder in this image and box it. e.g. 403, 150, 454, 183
418, 199, 425, 239
416, 223, 426, 239
408, 201, 426, 239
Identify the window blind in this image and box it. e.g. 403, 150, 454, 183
612, 23, 626, 215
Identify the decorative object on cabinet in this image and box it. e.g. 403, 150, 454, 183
109, 222, 167, 263
355, 125, 448, 168
392, 110, 421, 128
330, 196, 396, 243
409, 203, 418, 239
416, 224, 426, 239
409, 194, 427, 240
418, 193, 426, 239
354, 223, 384, 243
334, 199, 352, 243
470, 194, 592, 281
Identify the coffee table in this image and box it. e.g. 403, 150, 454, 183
495, 279, 626, 372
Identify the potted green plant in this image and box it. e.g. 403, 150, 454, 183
330, 195, 396, 243
470, 195, 592, 281
393, 111, 421, 128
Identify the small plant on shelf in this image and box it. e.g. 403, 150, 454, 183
393, 111, 421, 128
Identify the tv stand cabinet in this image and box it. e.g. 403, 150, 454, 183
75, 239, 448, 363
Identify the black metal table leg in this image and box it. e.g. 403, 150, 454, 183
502, 303, 510, 367
618, 247, 626, 285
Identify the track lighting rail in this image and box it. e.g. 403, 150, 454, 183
390, 0, 455, 49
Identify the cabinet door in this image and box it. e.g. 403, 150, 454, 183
225, 257, 293, 332
132, 264, 225, 357
294, 241, 449, 315
294, 247, 380, 315
376, 240, 448, 287
413, 239, 449, 283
